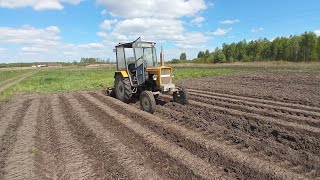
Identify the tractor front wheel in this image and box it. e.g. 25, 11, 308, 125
140, 91, 156, 114
115, 77, 132, 103
173, 88, 189, 105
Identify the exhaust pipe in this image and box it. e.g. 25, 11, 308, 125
160, 46, 164, 66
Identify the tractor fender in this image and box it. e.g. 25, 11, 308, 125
114, 71, 129, 78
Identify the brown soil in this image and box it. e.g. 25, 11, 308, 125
0, 72, 319, 179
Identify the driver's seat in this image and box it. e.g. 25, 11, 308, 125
128, 63, 136, 74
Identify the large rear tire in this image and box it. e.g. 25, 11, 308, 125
140, 91, 156, 114
115, 77, 132, 103
173, 88, 189, 105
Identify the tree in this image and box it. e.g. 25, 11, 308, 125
204, 49, 210, 58
197, 51, 205, 58
180, 53, 187, 60
300, 32, 318, 61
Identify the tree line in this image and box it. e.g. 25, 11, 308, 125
173, 31, 320, 63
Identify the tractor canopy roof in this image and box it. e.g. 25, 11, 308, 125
115, 41, 156, 48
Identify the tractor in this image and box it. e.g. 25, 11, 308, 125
107, 37, 188, 113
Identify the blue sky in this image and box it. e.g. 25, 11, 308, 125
0, 0, 319, 63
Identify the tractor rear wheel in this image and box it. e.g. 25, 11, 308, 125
140, 91, 156, 114
115, 77, 132, 103
173, 88, 189, 105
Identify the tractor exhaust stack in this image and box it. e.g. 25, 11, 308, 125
160, 46, 164, 66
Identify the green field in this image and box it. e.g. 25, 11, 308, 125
0, 69, 32, 86
0, 62, 319, 101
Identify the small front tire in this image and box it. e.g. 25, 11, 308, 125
140, 91, 156, 114
173, 88, 189, 105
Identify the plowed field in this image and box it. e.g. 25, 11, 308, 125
0, 72, 319, 180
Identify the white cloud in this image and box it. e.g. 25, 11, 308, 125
219, 19, 239, 24
100, 19, 118, 30
22, 46, 48, 52
0, 25, 113, 62
101, 9, 107, 15
191, 16, 205, 27
0, 0, 81, 10
251, 27, 264, 33
97, 0, 207, 18
78, 43, 104, 49
0, 25, 61, 45
211, 28, 232, 35
113, 18, 184, 41
0, 48, 7, 53
315, 29, 320, 36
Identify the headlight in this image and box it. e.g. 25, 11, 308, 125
152, 75, 157, 80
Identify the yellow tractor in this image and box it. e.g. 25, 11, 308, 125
107, 37, 188, 113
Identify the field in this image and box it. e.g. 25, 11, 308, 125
0, 63, 320, 179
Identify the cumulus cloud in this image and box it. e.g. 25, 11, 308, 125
22, 46, 48, 52
251, 27, 264, 33
0, 0, 81, 10
100, 19, 118, 30
0, 25, 112, 62
97, 0, 207, 18
315, 29, 320, 36
0, 25, 61, 45
0, 48, 7, 53
211, 28, 232, 35
191, 16, 205, 26
219, 19, 239, 24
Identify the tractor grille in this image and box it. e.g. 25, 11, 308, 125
161, 69, 171, 84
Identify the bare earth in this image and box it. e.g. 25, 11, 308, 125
0, 72, 319, 180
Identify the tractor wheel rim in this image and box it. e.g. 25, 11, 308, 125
142, 97, 150, 110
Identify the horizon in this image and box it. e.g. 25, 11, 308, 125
0, 0, 320, 63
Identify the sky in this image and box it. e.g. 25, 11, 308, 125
0, 0, 320, 63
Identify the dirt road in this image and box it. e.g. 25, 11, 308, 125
0, 72, 319, 179
0, 72, 35, 93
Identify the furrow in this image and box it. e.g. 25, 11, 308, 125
92, 93, 309, 180
82, 92, 231, 180
58, 95, 129, 179
65, 93, 163, 180
190, 93, 320, 127
0, 97, 26, 138
162, 97, 320, 157
189, 99, 320, 136
188, 88, 320, 114
0, 99, 32, 179
190, 92, 320, 125
155, 104, 320, 178
74, 93, 206, 180
51, 95, 95, 180
3, 98, 40, 180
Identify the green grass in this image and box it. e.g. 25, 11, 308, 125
0, 69, 32, 86
0, 68, 115, 101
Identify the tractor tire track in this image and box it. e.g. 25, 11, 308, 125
65, 93, 163, 180
3, 98, 40, 180
0, 100, 32, 179
83, 92, 230, 180
91, 92, 309, 180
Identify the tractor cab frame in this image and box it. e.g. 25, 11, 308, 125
109, 37, 188, 113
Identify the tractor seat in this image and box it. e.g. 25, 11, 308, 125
128, 63, 136, 73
